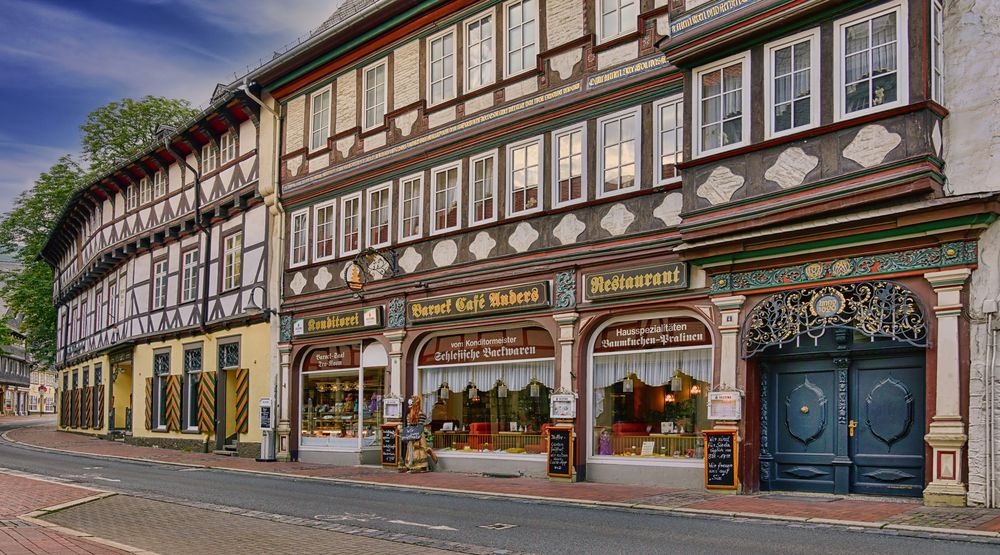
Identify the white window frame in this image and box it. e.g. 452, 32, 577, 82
153, 170, 167, 198
340, 193, 363, 256
430, 162, 462, 235
596, 0, 638, 44
764, 28, 821, 140
469, 150, 499, 225
503, 0, 538, 79
362, 60, 388, 131
693, 51, 751, 158
152, 259, 168, 310
930, 0, 944, 104
126, 186, 138, 211
653, 95, 684, 186
398, 173, 424, 242
367, 183, 392, 249
222, 232, 242, 292
505, 136, 544, 216
465, 12, 495, 93
183, 347, 202, 432
427, 27, 457, 106
313, 200, 337, 262
181, 248, 199, 303
833, 0, 909, 121
597, 107, 642, 198
202, 143, 218, 173
139, 177, 151, 205
309, 85, 332, 151
289, 209, 310, 268
220, 131, 236, 164
551, 123, 588, 208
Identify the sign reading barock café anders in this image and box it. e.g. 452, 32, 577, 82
408, 282, 550, 324
584, 262, 688, 301
293, 307, 383, 337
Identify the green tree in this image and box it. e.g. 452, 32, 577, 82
0, 157, 83, 369
80, 95, 198, 175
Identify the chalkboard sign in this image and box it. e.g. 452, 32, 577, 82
401, 424, 424, 442
547, 427, 573, 478
381, 424, 399, 467
704, 430, 738, 489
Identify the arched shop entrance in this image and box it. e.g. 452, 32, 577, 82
747, 281, 929, 497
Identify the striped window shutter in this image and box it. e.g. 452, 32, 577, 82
145, 377, 153, 431
235, 368, 249, 435
197, 371, 217, 434
95, 385, 105, 430
82, 387, 92, 429
60, 391, 69, 427
165, 375, 182, 431
72, 390, 81, 428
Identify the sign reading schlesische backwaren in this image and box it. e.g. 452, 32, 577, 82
407, 282, 550, 324
584, 262, 688, 301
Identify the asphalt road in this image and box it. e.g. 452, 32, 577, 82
2, 419, 997, 555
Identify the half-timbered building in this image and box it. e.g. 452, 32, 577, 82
41, 88, 279, 458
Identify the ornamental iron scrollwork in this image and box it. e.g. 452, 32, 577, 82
742, 281, 928, 358
343, 248, 399, 292
387, 297, 406, 329
555, 270, 577, 309
279, 315, 293, 342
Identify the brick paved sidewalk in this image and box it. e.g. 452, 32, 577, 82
8, 424, 1000, 538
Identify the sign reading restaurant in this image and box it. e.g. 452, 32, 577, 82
584, 262, 687, 301
408, 282, 550, 324
293, 307, 383, 337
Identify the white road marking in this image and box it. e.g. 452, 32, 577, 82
388, 519, 458, 531
91, 476, 121, 483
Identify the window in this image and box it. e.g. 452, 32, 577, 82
398, 175, 423, 242
470, 152, 497, 224
126, 186, 138, 210
930, 0, 944, 104
218, 341, 240, 370
202, 143, 218, 173
107, 279, 118, 324
505, 0, 537, 76
314, 201, 336, 261
507, 139, 541, 215
466, 14, 494, 91
653, 96, 683, 184
552, 124, 586, 207
290, 210, 309, 267
695, 53, 749, 155
310, 87, 332, 150
836, 2, 907, 119
153, 170, 166, 198
363, 61, 387, 130
152, 259, 168, 309
183, 347, 202, 431
154, 351, 169, 429
598, 0, 637, 42
431, 163, 461, 233
181, 249, 199, 303
428, 29, 456, 105
367, 185, 391, 248
222, 233, 242, 291
598, 108, 641, 196
341, 194, 362, 255
139, 177, 152, 205
83, 366, 89, 388
220, 131, 236, 164
118, 269, 127, 321
94, 290, 103, 331
765, 29, 820, 138
80, 300, 88, 337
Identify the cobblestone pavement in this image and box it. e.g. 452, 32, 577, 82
40, 495, 506, 555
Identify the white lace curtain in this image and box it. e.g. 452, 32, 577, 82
592, 348, 713, 390
420, 361, 555, 396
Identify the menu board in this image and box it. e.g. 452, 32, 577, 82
547, 427, 573, 478
381, 424, 399, 467
704, 430, 738, 489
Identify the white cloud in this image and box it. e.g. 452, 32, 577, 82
0, 139, 75, 216
173, 0, 338, 37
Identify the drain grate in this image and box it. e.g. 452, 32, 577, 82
760, 494, 842, 503
479, 523, 518, 530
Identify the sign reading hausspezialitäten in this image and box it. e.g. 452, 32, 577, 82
408, 282, 550, 324
584, 262, 687, 301
293, 307, 383, 337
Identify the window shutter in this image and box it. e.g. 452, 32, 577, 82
235, 368, 249, 434
82, 387, 92, 429
60, 391, 69, 427
144, 377, 153, 431
95, 385, 105, 430
72, 390, 81, 428
197, 371, 217, 434
166, 375, 182, 431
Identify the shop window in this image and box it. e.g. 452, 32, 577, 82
591, 316, 712, 459
418, 327, 556, 456
153, 352, 170, 429
183, 347, 202, 431
300, 345, 383, 450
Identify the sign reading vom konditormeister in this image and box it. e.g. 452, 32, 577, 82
408, 282, 550, 324
584, 262, 688, 301
293, 306, 383, 337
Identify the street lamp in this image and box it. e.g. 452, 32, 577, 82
245, 284, 277, 318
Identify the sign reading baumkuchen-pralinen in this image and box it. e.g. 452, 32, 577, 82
584, 262, 687, 301
408, 282, 550, 324
293, 307, 383, 337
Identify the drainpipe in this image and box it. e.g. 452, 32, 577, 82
162, 139, 209, 334
989, 300, 999, 508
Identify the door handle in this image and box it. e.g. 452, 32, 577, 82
848, 419, 857, 437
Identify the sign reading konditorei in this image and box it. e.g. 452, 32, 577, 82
408, 282, 550, 324
293, 307, 383, 337
584, 263, 687, 302
669, 0, 757, 38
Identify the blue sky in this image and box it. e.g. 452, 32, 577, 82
0, 0, 336, 214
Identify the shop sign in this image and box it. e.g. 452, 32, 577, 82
708, 390, 743, 420
293, 307, 383, 338
669, 0, 757, 38
407, 282, 550, 324
594, 317, 710, 354
419, 327, 555, 366
583, 262, 687, 301
303, 345, 361, 372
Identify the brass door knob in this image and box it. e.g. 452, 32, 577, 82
800, 405, 809, 414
